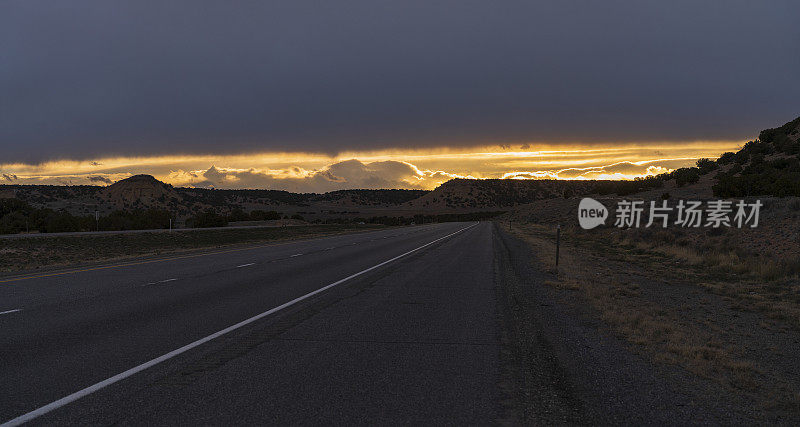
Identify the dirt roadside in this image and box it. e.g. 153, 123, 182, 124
493, 222, 799, 424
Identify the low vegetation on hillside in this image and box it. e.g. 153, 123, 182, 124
312, 189, 428, 205
410, 178, 602, 209
595, 117, 800, 198
713, 118, 800, 197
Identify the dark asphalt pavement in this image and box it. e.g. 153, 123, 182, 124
0, 222, 500, 425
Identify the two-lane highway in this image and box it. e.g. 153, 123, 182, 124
0, 222, 500, 425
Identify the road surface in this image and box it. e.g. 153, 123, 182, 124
0, 222, 500, 425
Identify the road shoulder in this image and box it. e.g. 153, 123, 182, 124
492, 222, 748, 424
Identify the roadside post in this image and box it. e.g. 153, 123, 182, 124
555, 224, 561, 268
95, 211, 99, 232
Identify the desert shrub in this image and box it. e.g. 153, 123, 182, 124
596, 176, 664, 196
189, 210, 228, 228
249, 210, 281, 220
100, 209, 172, 231
668, 168, 701, 187
717, 152, 736, 165
734, 151, 750, 165
227, 208, 249, 222
0, 199, 98, 233
40, 211, 94, 233
759, 116, 800, 147
713, 156, 800, 197
314, 189, 428, 205
696, 158, 718, 174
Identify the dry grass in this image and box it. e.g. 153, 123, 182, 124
505, 221, 800, 409
543, 279, 581, 290
0, 224, 385, 273
558, 223, 800, 331
612, 229, 800, 282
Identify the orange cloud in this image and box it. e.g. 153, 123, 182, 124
0, 141, 741, 191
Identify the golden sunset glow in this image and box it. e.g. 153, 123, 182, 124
0, 141, 742, 192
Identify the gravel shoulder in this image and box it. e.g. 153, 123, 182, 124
492, 222, 792, 424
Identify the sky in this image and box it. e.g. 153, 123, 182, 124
1, 1, 798, 191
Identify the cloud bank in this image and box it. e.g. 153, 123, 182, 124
1, 1, 798, 163
0, 141, 736, 191
166, 160, 467, 192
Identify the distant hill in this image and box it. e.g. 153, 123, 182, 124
314, 189, 428, 205
406, 115, 800, 208
0, 176, 434, 221
405, 178, 603, 210
712, 116, 800, 197
615, 115, 800, 198
101, 174, 182, 210
2, 115, 797, 234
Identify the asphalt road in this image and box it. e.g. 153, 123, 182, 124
0, 221, 500, 425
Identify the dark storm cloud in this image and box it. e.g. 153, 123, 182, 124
1, 0, 798, 163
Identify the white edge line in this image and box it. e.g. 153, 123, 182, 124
1, 222, 479, 427
0, 309, 21, 315
236, 263, 255, 268
289, 253, 303, 257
